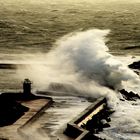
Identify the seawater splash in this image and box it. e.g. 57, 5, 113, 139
50, 29, 139, 89
17, 29, 139, 101
16, 29, 140, 140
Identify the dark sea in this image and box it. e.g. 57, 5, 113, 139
0, 1, 140, 140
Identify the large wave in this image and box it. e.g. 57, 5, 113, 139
17, 29, 139, 103
16, 29, 140, 140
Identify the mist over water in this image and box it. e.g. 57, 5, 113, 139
15, 29, 140, 139
52, 29, 139, 89
16, 29, 140, 103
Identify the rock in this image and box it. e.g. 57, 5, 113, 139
128, 61, 140, 69
119, 89, 140, 101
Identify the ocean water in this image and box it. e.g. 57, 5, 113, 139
0, 1, 140, 140
0, 0, 140, 56
0, 0, 140, 89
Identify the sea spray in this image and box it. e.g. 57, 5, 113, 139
16, 29, 139, 101
16, 29, 140, 140
15, 28, 140, 115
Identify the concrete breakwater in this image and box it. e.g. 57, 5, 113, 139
64, 97, 114, 140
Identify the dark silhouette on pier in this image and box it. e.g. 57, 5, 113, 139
0, 79, 51, 127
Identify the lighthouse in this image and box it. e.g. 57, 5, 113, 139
23, 79, 32, 96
